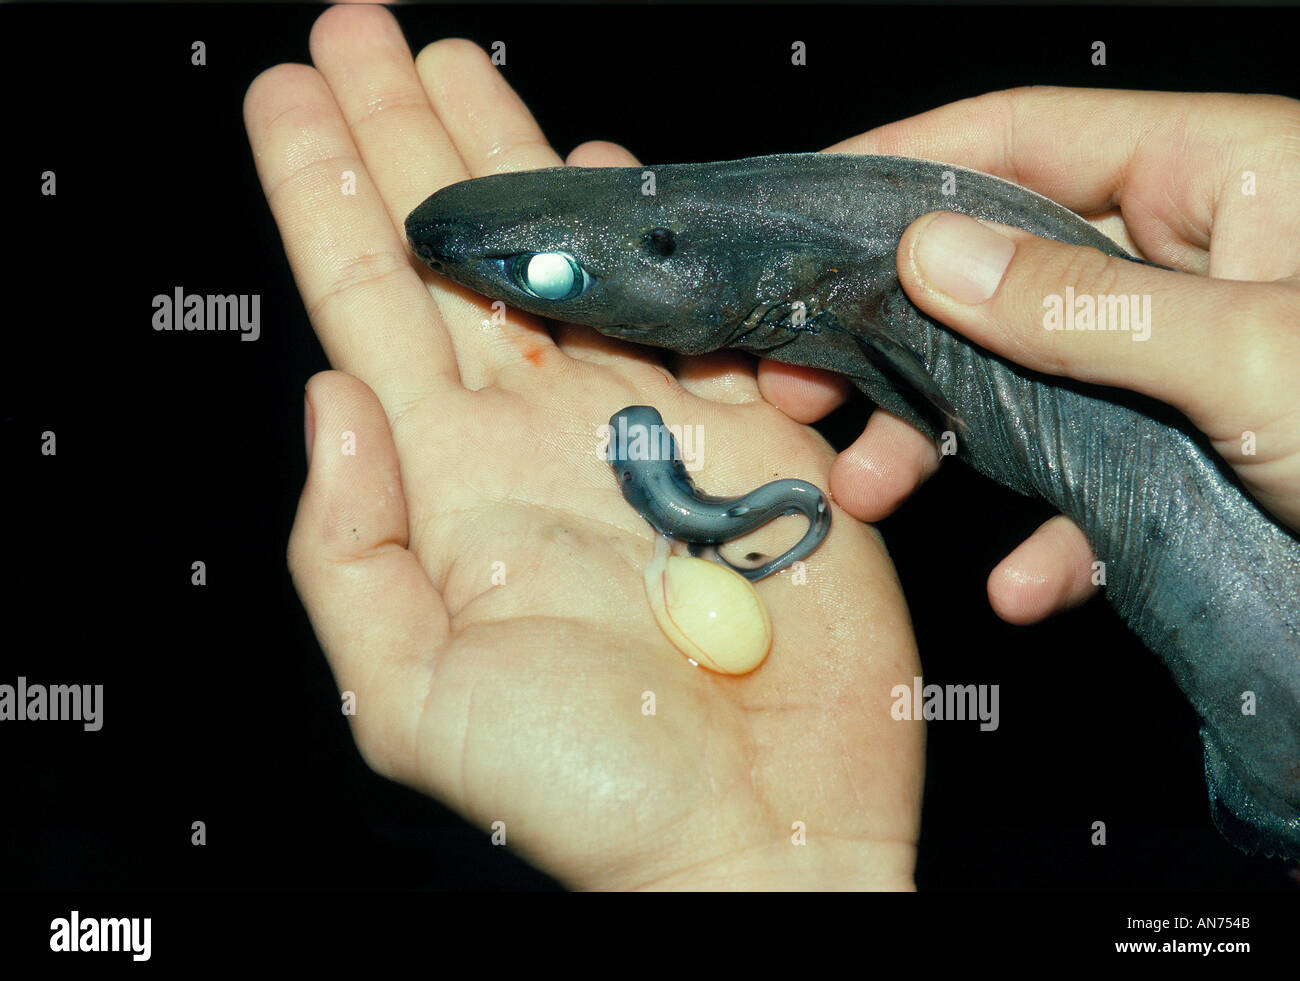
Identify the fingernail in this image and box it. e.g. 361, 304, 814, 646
303, 389, 315, 465
914, 212, 1016, 304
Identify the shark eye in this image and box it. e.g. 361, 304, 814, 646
507, 252, 591, 301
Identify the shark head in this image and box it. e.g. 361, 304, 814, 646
405, 158, 847, 355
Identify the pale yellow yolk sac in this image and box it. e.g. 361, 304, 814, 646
643, 536, 773, 675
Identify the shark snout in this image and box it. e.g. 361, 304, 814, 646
405, 220, 465, 270
408, 237, 442, 270
404, 193, 483, 270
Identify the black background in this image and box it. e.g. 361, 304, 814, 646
2, 0, 1296, 955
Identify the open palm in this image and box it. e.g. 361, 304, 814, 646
245, 5, 921, 890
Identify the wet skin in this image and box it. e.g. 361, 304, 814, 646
407, 152, 1300, 860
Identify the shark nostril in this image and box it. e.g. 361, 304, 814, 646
407, 221, 472, 267
409, 237, 445, 268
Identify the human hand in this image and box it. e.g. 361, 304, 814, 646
758, 88, 1300, 623
245, 5, 921, 890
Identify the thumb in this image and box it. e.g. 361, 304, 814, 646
289, 370, 451, 785
896, 210, 1296, 440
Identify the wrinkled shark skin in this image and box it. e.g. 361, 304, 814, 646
406, 153, 1300, 860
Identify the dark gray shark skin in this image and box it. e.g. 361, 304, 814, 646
406, 152, 1300, 861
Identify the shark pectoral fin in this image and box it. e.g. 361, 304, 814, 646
851, 328, 968, 439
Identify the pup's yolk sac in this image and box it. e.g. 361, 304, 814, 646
643, 536, 772, 675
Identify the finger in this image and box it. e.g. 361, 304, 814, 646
244, 60, 461, 398
829, 86, 1300, 279
415, 37, 596, 385
1088, 209, 1144, 258
669, 350, 763, 404
756, 360, 855, 424
567, 140, 639, 168
828, 87, 1179, 216
309, 6, 461, 241
897, 210, 1300, 441
289, 370, 451, 782
987, 515, 1098, 625
417, 38, 562, 176
310, 12, 550, 390
828, 410, 941, 521
549, 321, 670, 375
